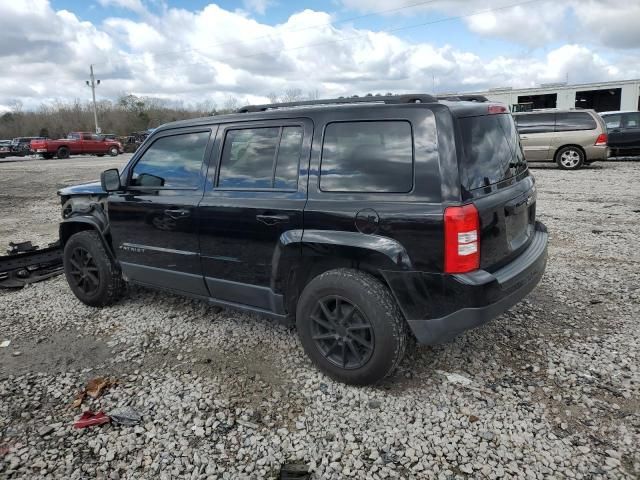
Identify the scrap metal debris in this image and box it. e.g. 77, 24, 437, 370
73, 411, 111, 429
109, 407, 142, 426
437, 370, 473, 386
0, 240, 63, 288
278, 463, 310, 480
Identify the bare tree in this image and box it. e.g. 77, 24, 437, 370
281, 88, 304, 103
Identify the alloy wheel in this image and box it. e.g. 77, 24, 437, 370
68, 246, 100, 295
310, 295, 375, 369
560, 149, 581, 168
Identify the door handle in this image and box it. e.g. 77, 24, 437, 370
164, 208, 190, 219
256, 214, 289, 226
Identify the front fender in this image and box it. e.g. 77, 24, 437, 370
58, 202, 115, 262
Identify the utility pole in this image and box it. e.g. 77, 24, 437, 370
86, 65, 101, 134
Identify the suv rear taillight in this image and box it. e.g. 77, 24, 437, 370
595, 133, 607, 146
444, 204, 480, 274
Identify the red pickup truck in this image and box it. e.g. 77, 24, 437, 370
31, 132, 123, 159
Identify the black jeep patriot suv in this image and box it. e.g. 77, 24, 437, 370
58, 94, 548, 385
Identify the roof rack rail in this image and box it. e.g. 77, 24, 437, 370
237, 94, 438, 113
437, 94, 489, 102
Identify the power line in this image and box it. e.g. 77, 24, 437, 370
117, 0, 542, 77
93, 0, 446, 67
39, 0, 543, 95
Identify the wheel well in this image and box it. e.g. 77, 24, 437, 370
57, 145, 70, 151
59, 222, 115, 260
59, 222, 94, 246
283, 254, 391, 322
554, 144, 586, 161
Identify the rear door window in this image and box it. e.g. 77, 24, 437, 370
513, 113, 555, 134
555, 112, 597, 132
623, 112, 640, 129
320, 121, 413, 193
217, 126, 303, 190
603, 114, 621, 129
458, 114, 526, 192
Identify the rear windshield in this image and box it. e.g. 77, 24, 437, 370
457, 114, 527, 192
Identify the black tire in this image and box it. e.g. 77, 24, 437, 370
555, 146, 584, 170
108, 146, 119, 157
57, 146, 70, 159
63, 230, 124, 307
296, 268, 408, 385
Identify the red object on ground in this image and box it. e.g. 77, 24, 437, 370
73, 411, 111, 429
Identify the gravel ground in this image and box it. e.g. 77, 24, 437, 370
0, 158, 638, 479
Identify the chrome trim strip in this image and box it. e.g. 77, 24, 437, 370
120, 243, 197, 256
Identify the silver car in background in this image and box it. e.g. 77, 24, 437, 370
513, 109, 608, 170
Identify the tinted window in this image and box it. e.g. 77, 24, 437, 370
218, 126, 303, 190
458, 114, 526, 192
555, 112, 597, 132
623, 112, 640, 128
603, 114, 621, 129
274, 127, 303, 190
513, 113, 555, 134
320, 121, 413, 193
131, 131, 209, 188
219, 128, 279, 189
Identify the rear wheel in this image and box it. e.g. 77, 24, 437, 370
296, 268, 408, 385
555, 146, 584, 170
108, 146, 119, 157
63, 230, 123, 307
57, 146, 70, 159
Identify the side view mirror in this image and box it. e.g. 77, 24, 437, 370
101, 168, 121, 192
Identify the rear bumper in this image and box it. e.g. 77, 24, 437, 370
383, 221, 548, 345
585, 145, 608, 161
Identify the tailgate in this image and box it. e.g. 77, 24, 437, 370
456, 112, 535, 270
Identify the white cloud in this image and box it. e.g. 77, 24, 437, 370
339, 0, 640, 49
0, 1, 637, 112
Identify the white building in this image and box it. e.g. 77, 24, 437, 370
459, 78, 640, 112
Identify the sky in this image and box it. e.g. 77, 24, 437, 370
0, 0, 639, 111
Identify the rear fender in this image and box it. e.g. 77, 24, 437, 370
271, 229, 413, 318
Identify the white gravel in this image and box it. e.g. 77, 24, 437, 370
0, 158, 639, 479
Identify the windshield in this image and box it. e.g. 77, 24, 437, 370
457, 114, 527, 192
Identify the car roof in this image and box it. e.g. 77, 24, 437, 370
155, 96, 502, 132
599, 110, 639, 116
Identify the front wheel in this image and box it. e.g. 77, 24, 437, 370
108, 146, 119, 157
555, 146, 584, 170
296, 269, 408, 385
63, 230, 124, 307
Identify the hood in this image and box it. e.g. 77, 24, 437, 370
58, 181, 105, 197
